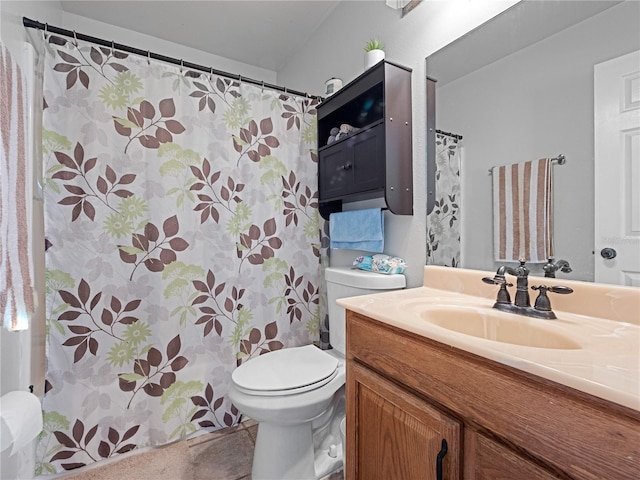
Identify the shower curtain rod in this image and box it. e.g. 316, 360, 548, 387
435, 129, 463, 140
488, 154, 566, 174
22, 17, 321, 101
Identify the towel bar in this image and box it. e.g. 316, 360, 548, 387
488, 154, 565, 174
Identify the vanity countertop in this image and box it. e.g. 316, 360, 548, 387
337, 266, 640, 412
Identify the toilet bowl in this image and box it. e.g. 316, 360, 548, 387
227, 267, 405, 480
228, 346, 345, 479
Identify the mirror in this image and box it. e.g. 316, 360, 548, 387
425, 0, 640, 282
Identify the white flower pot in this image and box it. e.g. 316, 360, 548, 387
364, 49, 385, 70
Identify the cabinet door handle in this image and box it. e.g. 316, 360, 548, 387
436, 438, 448, 480
341, 162, 352, 170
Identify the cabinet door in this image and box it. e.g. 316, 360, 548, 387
349, 124, 385, 195
318, 124, 386, 203
319, 144, 350, 200
464, 430, 560, 480
346, 362, 461, 480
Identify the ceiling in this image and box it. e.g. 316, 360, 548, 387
59, 1, 343, 72
427, 0, 622, 85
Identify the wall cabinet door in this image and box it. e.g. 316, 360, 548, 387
349, 124, 385, 194
346, 362, 461, 480
319, 144, 350, 200
464, 430, 561, 480
318, 124, 385, 203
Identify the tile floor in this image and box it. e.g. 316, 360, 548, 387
55, 419, 343, 480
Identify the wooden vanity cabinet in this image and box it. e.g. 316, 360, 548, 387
348, 361, 461, 480
464, 431, 560, 480
345, 311, 640, 480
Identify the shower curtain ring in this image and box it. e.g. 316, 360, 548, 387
43, 23, 48, 40
147, 50, 151, 65
238, 74, 242, 86
111, 40, 115, 56
72, 30, 78, 47
180, 59, 184, 73
209, 67, 213, 81
261, 80, 265, 93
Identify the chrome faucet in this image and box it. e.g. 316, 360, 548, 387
482, 259, 573, 319
543, 258, 572, 278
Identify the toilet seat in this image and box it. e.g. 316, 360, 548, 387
232, 345, 339, 397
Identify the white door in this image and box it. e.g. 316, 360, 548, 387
594, 50, 640, 286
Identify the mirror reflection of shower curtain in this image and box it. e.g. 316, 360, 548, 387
426, 133, 462, 267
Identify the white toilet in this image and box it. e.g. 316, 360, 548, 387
228, 266, 405, 480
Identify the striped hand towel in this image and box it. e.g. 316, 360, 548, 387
492, 158, 554, 263
1, 42, 35, 330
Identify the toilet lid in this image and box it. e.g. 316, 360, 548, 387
232, 345, 339, 396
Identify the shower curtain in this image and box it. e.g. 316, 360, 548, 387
426, 133, 461, 267
35, 34, 322, 475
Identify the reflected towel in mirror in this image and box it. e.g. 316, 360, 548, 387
492, 158, 554, 263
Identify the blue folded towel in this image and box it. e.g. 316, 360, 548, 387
329, 208, 384, 253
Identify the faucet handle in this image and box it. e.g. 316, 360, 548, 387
531, 284, 574, 295
483, 276, 507, 285
482, 276, 513, 304
547, 285, 573, 295
531, 284, 574, 314
531, 285, 552, 311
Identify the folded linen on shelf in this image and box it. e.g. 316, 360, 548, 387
329, 208, 384, 253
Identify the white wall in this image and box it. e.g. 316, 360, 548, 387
60, 12, 278, 84
437, 1, 640, 281
1, 1, 62, 56
278, 0, 518, 287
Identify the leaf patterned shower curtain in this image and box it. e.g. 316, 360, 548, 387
35, 35, 322, 475
426, 133, 461, 267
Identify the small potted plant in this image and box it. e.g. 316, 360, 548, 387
364, 38, 385, 70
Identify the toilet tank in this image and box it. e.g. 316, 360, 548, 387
325, 267, 405, 355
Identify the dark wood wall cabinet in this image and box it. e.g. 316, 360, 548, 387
317, 61, 413, 220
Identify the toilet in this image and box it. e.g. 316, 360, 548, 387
228, 266, 405, 480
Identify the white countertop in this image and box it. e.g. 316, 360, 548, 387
337, 266, 640, 411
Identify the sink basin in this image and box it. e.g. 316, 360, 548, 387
420, 307, 582, 349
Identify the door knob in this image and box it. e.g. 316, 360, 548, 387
600, 248, 617, 259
